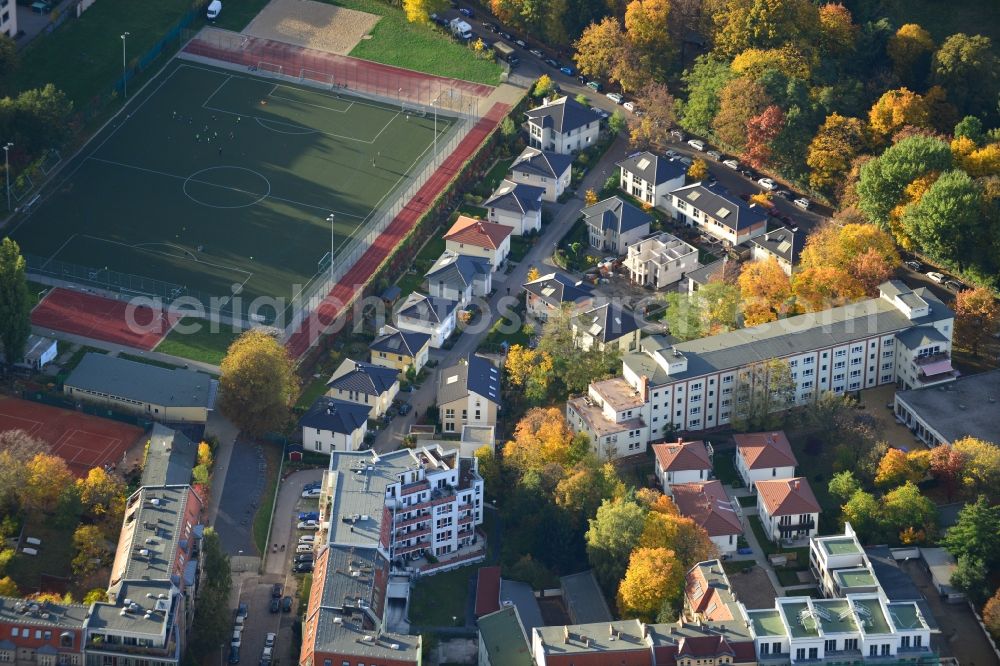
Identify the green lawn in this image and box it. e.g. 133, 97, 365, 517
252, 442, 283, 555
6, 518, 76, 593
408, 565, 474, 626
324, 0, 501, 85
713, 450, 742, 486
748, 516, 777, 556
296, 374, 331, 410
776, 568, 803, 586
481, 311, 531, 350
456, 203, 489, 219
395, 233, 446, 298
14, 0, 202, 109
484, 157, 515, 191
154, 318, 239, 366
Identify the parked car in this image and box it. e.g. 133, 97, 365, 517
228, 646, 240, 664
559, 65, 574, 76
739, 168, 754, 178
586, 80, 603, 91
261, 648, 273, 664
281, 596, 293, 613
687, 139, 705, 151
722, 159, 739, 169
459, 7, 473, 16
529, 48, 542, 57
301, 487, 321, 499
515, 38, 526, 47
296, 544, 313, 554
297, 520, 320, 530
294, 562, 314, 573
499, 31, 512, 40
264, 634, 276, 649
904, 260, 922, 272
297, 511, 319, 522
235, 614, 245, 628
706, 150, 722, 161
622, 101, 636, 112
793, 197, 810, 210
757, 177, 776, 191
773, 189, 790, 200
269, 598, 280, 614
945, 279, 965, 291
398, 402, 412, 415
231, 631, 242, 648
926, 271, 945, 283
482, 21, 496, 32
670, 129, 685, 141
544, 58, 559, 68
606, 92, 623, 104
303, 481, 320, 490
271, 584, 283, 598
295, 553, 314, 563
665, 149, 679, 158
298, 534, 315, 544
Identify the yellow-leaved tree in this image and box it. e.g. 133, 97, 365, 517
954, 286, 1000, 358
738, 257, 792, 325
617, 547, 684, 621
504, 344, 554, 403
807, 113, 868, 194
868, 88, 932, 140
218, 329, 298, 436
502, 407, 582, 474
402, 0, 446, 23
687, 158, 709, 181
639, 511, 718, 569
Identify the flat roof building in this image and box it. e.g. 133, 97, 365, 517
894, 369, 1000, 446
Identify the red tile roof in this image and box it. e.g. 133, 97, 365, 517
475, 566, 501, 617
734, 431, 797, 470
672, 481, 742, 537
444, 215, 512, 250
653, 439, 712, 472
677, 635, 734, 658
756, 477, 821, 516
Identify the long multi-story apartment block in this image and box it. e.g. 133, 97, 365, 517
608, 281, 953, 435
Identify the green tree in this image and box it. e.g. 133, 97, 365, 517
217, 329, 297, 436
678, 56, 734, 136
855, 135, 952, 227
933, 33, 1000, 118
499, 116, 517, 140
883, 481, 936, 540
0, 35, 16, 96
841, 489, 880, 540
695, 280, 741, 334
941, 496, 1000, 570
537, 306, 620, 393
951, 555, 990, 604
608, 110, 627, 136
731, 358, 795, 431
0, 238, 31, 366
474, 445, 502, 503
954, 116, 985, 145
188, 529, 232, 657
901, 170, 983, 271
586, 497, 647, 592
83, 589, 107, 605
72, 525, 109, 578
828, 471, 860, 503
662, 292, 704, 341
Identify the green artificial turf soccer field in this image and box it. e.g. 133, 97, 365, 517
12, 60, 454, 324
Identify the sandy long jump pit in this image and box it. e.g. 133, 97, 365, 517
243, 0, 380, 55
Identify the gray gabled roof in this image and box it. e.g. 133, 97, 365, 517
425, 250, 490, 289
483, 179, 545, 214
671, 182, 768, 232
617, 151, 687, 187
573, 302, 639, 343
581, 196, 652, 234
525, 96, 596, 135
748, 226, 801, 264
686, 258, 729, 287
396, 292, 458, 324
438, 354, 500, 406
66, 353, 216, 410
141, 423, 197, 487
511, 146, 573, 180
369, 327, 430, 358
522, 272, 592, 306
299, 397, 371, 435
327, 360, 398, 396
895, 325, 948, 350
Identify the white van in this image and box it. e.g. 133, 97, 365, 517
207, 0, 222, 19
25, 537, 41, 546
22, 548, 38, 556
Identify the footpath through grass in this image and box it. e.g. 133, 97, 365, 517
155, 319, 239, 366
324, 0, 502, 85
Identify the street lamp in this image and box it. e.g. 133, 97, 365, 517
121, 32, 130, 99
326, 213, 336, 278
3, 142, 12, 212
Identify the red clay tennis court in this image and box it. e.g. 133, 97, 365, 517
31, 288, 179, 351
0, 397, 144, 477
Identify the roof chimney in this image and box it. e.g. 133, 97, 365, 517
609, 624, 614, 637
793, 479, 800, 490
563, 626, 569, 644
677, 437, 684, 445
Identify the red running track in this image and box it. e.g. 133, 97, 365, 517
285, 102, 510, 359
31, 288, 179, 351
183, 35, 495, 100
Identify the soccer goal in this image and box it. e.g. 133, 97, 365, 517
300, 69, 335, 89
400, 101, 426, 117
39, 149, 63, 176
256, 62, 284, 77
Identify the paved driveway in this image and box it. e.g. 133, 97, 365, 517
264, 468, 325, 575
215, 437, 269, 555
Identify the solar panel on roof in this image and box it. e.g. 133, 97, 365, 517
637, 157, 650, 170
777, 241, 792, 253
687, 191, 701, 201
541, 287, 555, 297
716, 208, 730, 218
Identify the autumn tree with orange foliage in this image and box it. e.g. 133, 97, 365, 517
983, 588, 1000, 641
712, 77, 770, 151
792, 266, 864, 312
807, 113, 868, 194
505, 344, 555, 403
817, 3, 857, 57
21, 453, 74, 513
875, 448, 930, 488
743, 105, 785, 169
617, 547, 684, 621
868, 88, 932, 140
929, 445, 966, 501
954, 286, 1000, 358
623, 0, 675, 76
503, 407, 587, 474
886, 24, 934, 86
628, 83, 677, 148
738, 257, 792, 325
798, 223, 899, 296
639, 510, 717, 569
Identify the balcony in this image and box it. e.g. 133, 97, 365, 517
458, 514, 474, 526
395, 539, 430, 556
394, 513, 430, 529
395, 527, 430, 540
777, 517, 815, 534
912, 353, 958, 386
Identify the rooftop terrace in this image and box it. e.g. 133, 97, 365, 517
821, 537, 862, 557
748, 609, 786, 637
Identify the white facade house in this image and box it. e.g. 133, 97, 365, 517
394, 293, 458, 348
425, 251, 492, 306
522, 272, 593, 322
570, 302, 641, 353
670, 182, 768, 247
325, 358, 400, 419
734, 431, 798, 492
15, 335, 58, 370
756, 477, 821, 542
581, 196, 652, 255
623, 232, 700, 289
652, 439, 713, 495
672, 480, 742, 556
524, 96, 600, 154
566, 377, 650, 461
443, 216, 513, 271
619, 280, 954, 435
749, 227, 801, 276
299, 397, 371, 454
617, 151, 687, 213
0, 0, 16, 38
508, 147, 572, 202
483, 179, 544, 235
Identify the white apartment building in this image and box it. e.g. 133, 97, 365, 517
623, 232, 700, 289
616, 151, 687, 213
566, 377, 650, 461
617, 281, 953, 435
318, 445, 485, 573
1, 0, 16, 39
524, 96, 600, 154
